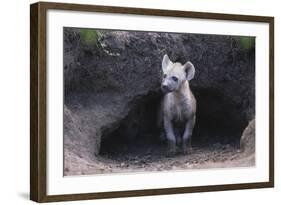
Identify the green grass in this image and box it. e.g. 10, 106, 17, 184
238, 36, 255, 50
80, 29, 98, 46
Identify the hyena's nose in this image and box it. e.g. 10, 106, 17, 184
161, 85, 170, 93
162, 85, 168, 90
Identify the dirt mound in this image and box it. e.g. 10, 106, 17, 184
240, 119, 255, 156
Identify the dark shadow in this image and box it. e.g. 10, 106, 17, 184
99, 87, 248, 158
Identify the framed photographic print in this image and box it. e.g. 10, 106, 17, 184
30, 1, 274, 202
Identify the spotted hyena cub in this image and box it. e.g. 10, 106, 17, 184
160, 54, 196, 156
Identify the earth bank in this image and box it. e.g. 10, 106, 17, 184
63, 28, 255, 175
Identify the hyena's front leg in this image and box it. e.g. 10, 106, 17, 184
164, 116, 176, 156
182, 115, 196, 154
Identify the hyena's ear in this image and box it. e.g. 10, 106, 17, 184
162, 54, 172, 72
183, 61, 195, 80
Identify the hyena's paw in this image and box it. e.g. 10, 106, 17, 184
182, 141, 192, 155
176, 136, 182, 146
166, 140, 177, 157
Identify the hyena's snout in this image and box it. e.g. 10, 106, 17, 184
161, 80, 175, 93
161, 83, 170, 93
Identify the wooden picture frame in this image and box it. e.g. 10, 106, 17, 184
30, 1, 274, 202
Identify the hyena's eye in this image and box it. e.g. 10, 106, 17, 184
163, 74, 167, 78
172, 76, 178, 82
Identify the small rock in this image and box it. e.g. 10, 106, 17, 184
213, 142, 222, 149
156, 164, 162, 169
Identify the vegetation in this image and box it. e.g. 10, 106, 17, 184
80, 28, 98, 46
238, 36, 255, 50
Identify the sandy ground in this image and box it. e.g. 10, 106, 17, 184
64, 141, 255, 176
